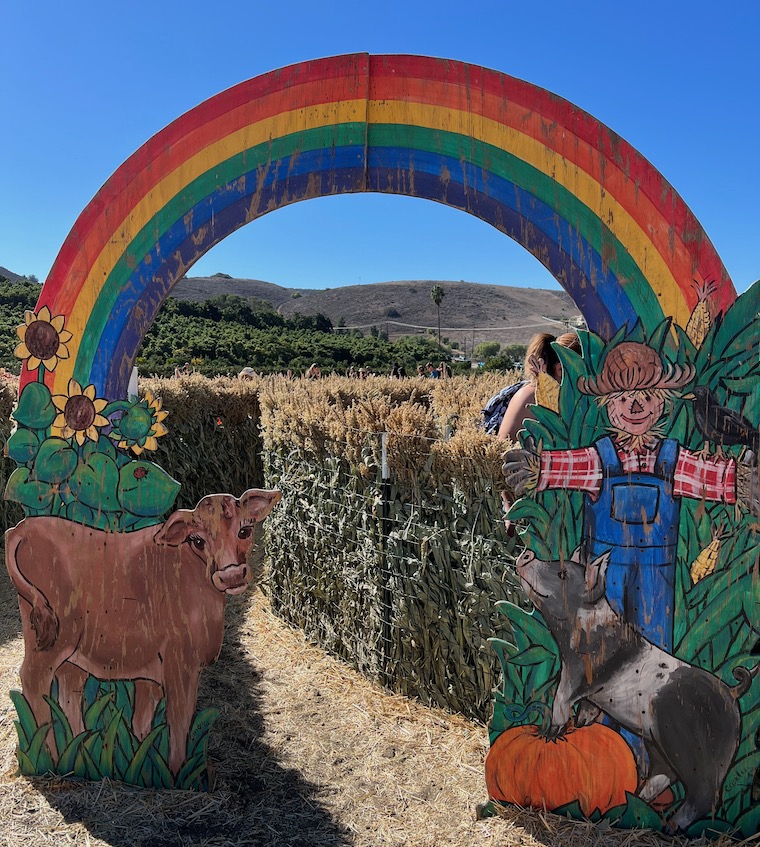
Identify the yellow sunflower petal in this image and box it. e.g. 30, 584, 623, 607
118, 440, 129, 450
51, 315, 65, 332
16, 324, 27, 341
52, 395, 68, 411
131, 443, 145, 456
38, 306, 52, 323
62, 425, 76, 440
94, 398, 108, 412
52, 412, 67, 428
143, 389, 154, 405
42, 357, 58, 371
14, 341, 30, 359
156, 410, 169, 423
142, 437, 159, 451
74, 429, 86, 446
24, 310, 36, 326
67, 379, 82, 396
56, 343, 70, 360
27, 356, 41, 370
85, 426, 100, 443
83, 384, 97, 401
151, 422, 168, 438
93, 414, 109, 428
58, 330, 73, 344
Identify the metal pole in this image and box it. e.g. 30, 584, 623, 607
380, 432, 392, 684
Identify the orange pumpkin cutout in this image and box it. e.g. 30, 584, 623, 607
485, 724, 638, 815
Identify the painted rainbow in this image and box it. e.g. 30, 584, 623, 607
29, 54, 736, 399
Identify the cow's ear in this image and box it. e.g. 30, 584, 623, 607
154, 511, 194, 547
239, 489, 281, 522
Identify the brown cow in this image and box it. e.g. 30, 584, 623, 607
6, 488, 280, 775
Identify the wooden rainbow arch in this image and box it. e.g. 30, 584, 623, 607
27, 53, 737, 400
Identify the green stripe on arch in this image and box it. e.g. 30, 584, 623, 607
368, 123, 668, 326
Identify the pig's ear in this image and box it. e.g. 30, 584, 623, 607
154, 511, 195, 547
239, 489, 281, 522
585, 550, 611, 603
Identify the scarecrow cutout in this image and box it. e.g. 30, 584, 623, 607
489, 285, 760, 835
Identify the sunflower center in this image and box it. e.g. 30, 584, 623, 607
64, 395, 96, 431
25, 321, 60, 360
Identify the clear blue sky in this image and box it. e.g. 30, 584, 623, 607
2, 1, 758, 293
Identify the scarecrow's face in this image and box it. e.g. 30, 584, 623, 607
606, 390, 664, 436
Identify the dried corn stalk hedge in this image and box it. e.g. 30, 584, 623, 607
261, 374, 526, 721
1, 370, 526, 721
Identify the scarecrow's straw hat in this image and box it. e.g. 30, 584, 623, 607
578, 341, 694, 396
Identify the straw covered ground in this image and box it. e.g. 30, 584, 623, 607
0, 565, 755, 847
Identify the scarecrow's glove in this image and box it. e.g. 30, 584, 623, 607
502, 434, 541, 499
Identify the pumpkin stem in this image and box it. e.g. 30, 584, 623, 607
503, 701, 551, 734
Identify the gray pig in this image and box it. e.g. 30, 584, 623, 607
515, 544, 755, 832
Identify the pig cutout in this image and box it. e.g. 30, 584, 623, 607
514, 544, 756, 832
6, 488, 280, 781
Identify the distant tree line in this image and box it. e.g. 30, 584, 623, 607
0, 280, 453, 377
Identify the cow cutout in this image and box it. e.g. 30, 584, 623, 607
7, 489, 280, 778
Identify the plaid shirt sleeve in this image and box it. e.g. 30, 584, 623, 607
674, 448, 737, 503
537, 447, 603, 495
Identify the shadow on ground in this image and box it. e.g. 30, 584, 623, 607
16, 589, 351, 847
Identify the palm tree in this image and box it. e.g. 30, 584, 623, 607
430, 285, 445, 349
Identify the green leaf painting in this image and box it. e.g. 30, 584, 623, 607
6, 427, 40, 464
33, 437, 78, 484
118, 461, 180, 517
10, 685, 216, 790
13, 382, 57, 428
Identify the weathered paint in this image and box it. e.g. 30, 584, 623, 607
24, 54, 734, 403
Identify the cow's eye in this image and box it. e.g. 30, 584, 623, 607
189, 535, 206, 551
238, 526, 253, 540
557, 569, 568, 580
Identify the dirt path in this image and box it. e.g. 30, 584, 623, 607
0, 566, 732, 847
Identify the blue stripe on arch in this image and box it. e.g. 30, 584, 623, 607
101, 164, 367, 396
94, 149, 634, 396
368, 146, 639, 334
90, 146, 366, 392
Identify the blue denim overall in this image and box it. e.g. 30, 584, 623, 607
583, 436, 680, 651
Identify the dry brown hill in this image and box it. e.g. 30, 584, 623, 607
174, 276, 582, 347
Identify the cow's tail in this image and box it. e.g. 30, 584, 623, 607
5, 528, 59, 651
732, 664, 760, 699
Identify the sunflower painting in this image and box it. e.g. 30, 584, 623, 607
14, 306, 72, 371
51, 379, 110, 445
6, 312, 179, 532
110, 389, 169, 455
